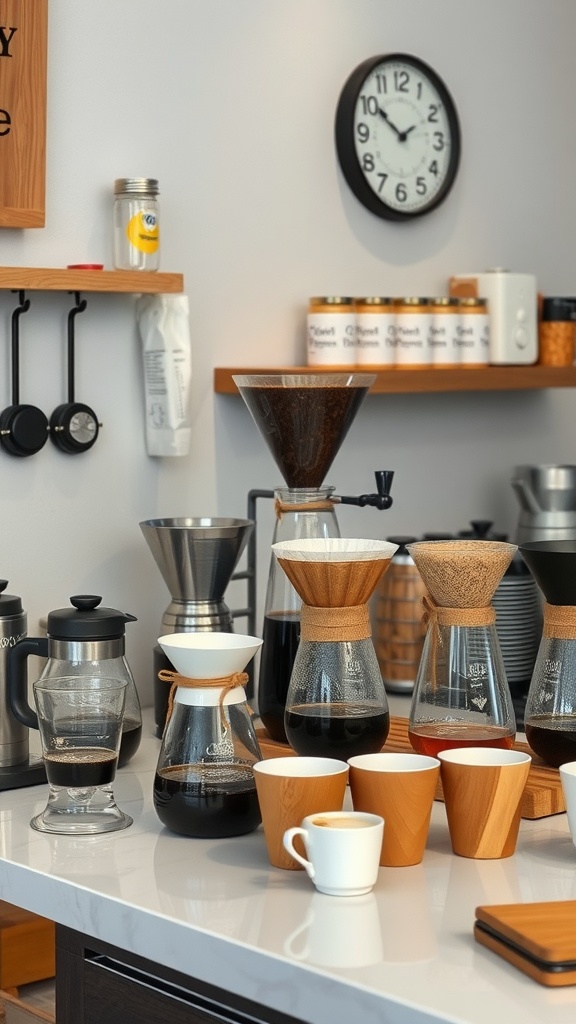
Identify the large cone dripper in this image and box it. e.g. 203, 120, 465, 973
140, 517, 254, 737
519, 541, 576, 767
232, 373, 381, 744
273, 538, 397, 759
406, 540, 518, 757
233, 374, 375, 488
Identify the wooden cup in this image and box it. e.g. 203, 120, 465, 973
253, 757, 349, 870
438, 749, 532, 859
348, 753, 440, 867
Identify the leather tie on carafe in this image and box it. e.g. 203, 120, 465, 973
274, 498, 335, 518
542, 602, 576, 640
421, 594, 496, 688
300, 603, 371, 642
157, 669, 250, 732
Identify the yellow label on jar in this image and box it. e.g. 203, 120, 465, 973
126, 209, 159, 254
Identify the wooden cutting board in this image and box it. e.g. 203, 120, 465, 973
255, 717, 566, 820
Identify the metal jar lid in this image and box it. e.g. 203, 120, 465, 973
114, 178, 159, 196
47, 595, 137, 640
0, 580, 23, 617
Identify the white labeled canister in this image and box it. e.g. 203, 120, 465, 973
394, 298, 431, 367
307, 297, 357, 366
114, 177, 160, 271
355, 297, 396, 367
457, 298, 490, 367
429, 297, 460, 367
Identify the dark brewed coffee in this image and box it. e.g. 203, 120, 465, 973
258, 612, 300, 743
118, 720, 142, 767
153, 762, 261, 838
285, 702, 389, 759
238, 383, 370, 487
525, 714, 576, 768
44, 747, 117, 788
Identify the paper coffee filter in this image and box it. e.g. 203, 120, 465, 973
406, 540, 517, 608
272, 539, 398, 561
273, 539, 397, 607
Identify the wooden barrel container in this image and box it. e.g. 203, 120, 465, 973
371, 537, 427, 694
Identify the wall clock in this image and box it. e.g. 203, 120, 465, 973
335, 53, 461, 221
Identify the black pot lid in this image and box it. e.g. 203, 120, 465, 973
519, 542, 576, 604
0, 580, 23, 616
47, 595, 137, 640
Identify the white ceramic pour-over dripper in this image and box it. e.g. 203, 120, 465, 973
158, 633, 262, 707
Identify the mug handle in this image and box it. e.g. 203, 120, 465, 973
283, 827, 314, 877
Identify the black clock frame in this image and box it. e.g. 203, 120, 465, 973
334, 53, 461, 221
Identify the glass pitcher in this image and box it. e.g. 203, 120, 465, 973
153, 632, 263, 838
407, 540, 517, 757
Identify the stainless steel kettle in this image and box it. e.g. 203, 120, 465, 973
8, 595, 142, 767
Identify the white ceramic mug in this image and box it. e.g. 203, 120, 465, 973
559, 761, 576, 849
282, 810, 384, 897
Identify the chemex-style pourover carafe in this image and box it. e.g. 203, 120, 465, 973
233, 373, 393, 744
140, 517, 254, 737
8, 596, 142, 768
519, 541, 576, 767
273, 538, 397, 760
407, 540, 517, 757
153, 632, 263, 838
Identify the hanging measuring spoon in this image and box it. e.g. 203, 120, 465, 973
0, 291, 49, 457
50, 292, 100, 454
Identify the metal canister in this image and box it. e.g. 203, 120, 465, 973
0, 581, 27, 766
307, 296, 357, 366
457, 297, 490, 367
371, 537, 427, 694
394, 298, 431, 367
113, 177, 160, 271
355, 296, 396, 367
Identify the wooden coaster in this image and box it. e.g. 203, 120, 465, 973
255, 717, 567, 820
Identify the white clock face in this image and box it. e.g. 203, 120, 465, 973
335, 54, 460, 220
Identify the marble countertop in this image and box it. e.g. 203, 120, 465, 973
1, 706, 576, 1024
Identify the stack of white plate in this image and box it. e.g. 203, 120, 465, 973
493, 571, 542, 690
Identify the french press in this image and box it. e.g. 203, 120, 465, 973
8, 595, 142, 768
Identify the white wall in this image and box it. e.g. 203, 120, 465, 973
1, 0, 576, 706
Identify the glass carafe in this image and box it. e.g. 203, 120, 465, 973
153, 632, 263, 838
520, 541, 576, 767
407, 540, 517, 757
258, 487, 340, 743
275, 538, 397, 760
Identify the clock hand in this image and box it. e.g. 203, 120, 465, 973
398, 124, 417, 142
378, 107, 403, 139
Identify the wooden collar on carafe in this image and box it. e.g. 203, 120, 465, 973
421, 593, 496, 628
274, 497, 335, 516
300, 604, 371, 642
157, 670, 250, 729
543, 602, 576, 640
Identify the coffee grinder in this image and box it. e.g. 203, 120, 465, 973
140, 517, 254, 736
232, 372, 394, 743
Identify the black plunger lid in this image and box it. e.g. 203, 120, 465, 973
519, 542, 576, 604
0, 580, 23, 616
47, 595, 137, 640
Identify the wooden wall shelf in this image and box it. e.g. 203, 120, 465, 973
0, 267, 183, 294
214, 365, 576, 395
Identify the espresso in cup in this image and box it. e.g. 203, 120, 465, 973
311, 815, 374, 829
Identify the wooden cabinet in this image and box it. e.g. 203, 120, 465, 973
56, 927, 304, 1024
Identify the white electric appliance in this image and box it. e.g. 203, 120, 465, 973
449, 268, 538, 365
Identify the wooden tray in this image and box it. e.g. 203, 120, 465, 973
255, 717, 566, 820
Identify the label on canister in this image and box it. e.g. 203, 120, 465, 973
307, 298, 357, 365
457, 299, 490, 366
356, 302, 396, 366
394, 299, 431, 366
429, 299, 459, 366
127, 209, 159, 254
